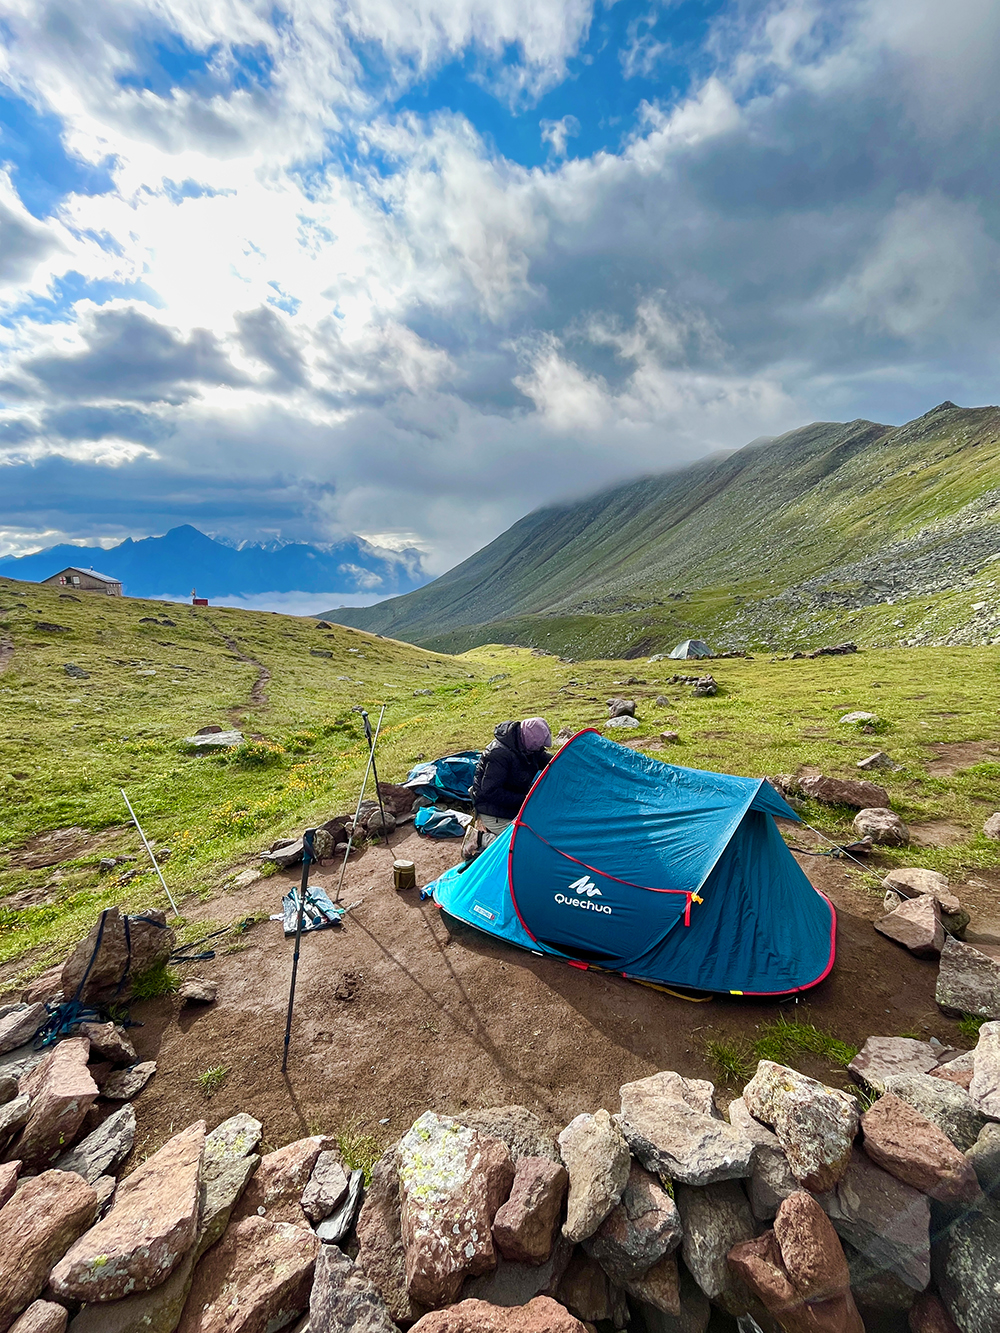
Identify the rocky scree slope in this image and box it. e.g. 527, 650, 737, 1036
333, 402, 1000, 656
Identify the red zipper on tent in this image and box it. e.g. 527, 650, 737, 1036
685, 893, 692, 926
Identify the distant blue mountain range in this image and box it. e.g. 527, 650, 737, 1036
0, 524, 428, 601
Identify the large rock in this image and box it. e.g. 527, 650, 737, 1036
619, 1070, 754, 1187
232, 1134, 331, 1228
0, 1170, 97, 1330
355, 1150, 425, 1325
409, 1296, 586, 1332
728, 1096, 798, 1221
968, 1019, 1000, 1118
11, 1038, 98, 1170
557, 1109, 630, 1243
675, 1179, 757, 1317
967, 1122, 1000, 1197
397, 1111, 514, 1307
849, 1036, 943, 1091
75, 1022, 136, 1064
861, 1093, 978, 1203
932, 1195, 1000, 1333
308, 1243, 397, 1333
0, 1095, 30, 1152
875, 895, 945, 956
176, 1215, 318, 1333
316, 1166, 364, 1243
743, 1060, 859, 1192
204, 1112, 263, 1163
882, 1072, 988, 1152
728, 1190, 863, 1333
854, 807, 910, 845
462, 1235, 572, 1307
100, 1061, 156, 1101
61, 907, 174, 1004
818, 1148, 930, 1291
584, 1160, 681, 1283
0, 1004, 45, 1057
456, 1106, 560, 1164
8, 1303, 69, 1333
55, 1104, 136, 1184
799, 776, 889, 808
883, 868, 961, 915
50, 1120, 205, 1302
68, 1250, 198, 1333
199, 1152, 260, 1257
493, 1156, 568, 1265
300, 1149, 348, 1222
936, 937, 1000, 1020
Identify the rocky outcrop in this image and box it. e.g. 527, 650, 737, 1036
743, 1060, 859, 1191
397, 1112, 514, 1307
557, 1110, 630, 1243
619, 1071, 754, 1187
0, 1170, 97, 1331
50, 1120, 205, 1302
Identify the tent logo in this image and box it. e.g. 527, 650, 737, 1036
569, 875, 602, 897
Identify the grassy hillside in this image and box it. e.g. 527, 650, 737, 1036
333, 402, 1000, 658
3, 576, 1000, 991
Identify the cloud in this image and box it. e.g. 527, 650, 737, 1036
1, 0, 999, 574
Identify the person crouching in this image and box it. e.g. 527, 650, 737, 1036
471, 717, 552, 836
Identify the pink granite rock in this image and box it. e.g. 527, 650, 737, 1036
861, 1093, 978, 1203
8, 1301, 69, 1333
0, 1170, 97, 1329
11, 1038, 98, 1170
50, 1120, 205, 1301
231, 1134, 332, 1228
875, 895, 944, 956
492, 1155, 568, 1265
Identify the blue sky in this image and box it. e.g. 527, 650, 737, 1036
1, 0, 998, 596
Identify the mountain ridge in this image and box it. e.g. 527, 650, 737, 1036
330, 402, 1000, 656
0, 523, 428, 601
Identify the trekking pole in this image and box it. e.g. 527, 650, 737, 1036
121, 789, 180, 917
355, 707, 390, 845
281, 827, 315, 1074
333, 704, 386, 905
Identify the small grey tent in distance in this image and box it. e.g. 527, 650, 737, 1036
670, 638, 712, 659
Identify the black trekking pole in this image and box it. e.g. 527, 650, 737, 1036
334, 704, 386, 904
355, 707, 390, 845
281, 827, 315, 1074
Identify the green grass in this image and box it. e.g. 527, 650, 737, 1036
335, 1120, 383, 1183
2, 573, 1000, 991
196, 1065, 230, 1097
130, 960, 180, 1000
707, 1017, 859, 1086
958, 1014, 987, 1042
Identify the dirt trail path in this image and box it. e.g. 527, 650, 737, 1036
217, 630, 270, 717
126, 828, 965, 1160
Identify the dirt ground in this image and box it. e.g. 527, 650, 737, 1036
123, 826, 986, 1161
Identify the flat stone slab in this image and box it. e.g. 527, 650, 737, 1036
183, 730, 244, 749
849, 1036, 943, 1091
100, 1061, 156, 1100
50, 1119, 205, 1302
619, 1070, 755, 1187
13, 1038, 98, 1170
0, 1004, 46, 1057
55, 1104, 136, 1184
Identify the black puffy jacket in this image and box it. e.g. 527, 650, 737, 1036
470, 721, 550, 819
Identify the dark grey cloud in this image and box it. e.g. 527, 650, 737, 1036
0, 196, 62, 285
43, 403, 171, 443
235, 305, 307, 388
24, 307, 249, 403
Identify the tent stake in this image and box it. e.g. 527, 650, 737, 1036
121, 788, 180, 917
334, 704, 386, 904
282, 828, 315, 1073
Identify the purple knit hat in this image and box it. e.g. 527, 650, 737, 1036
520, 717, 552, 751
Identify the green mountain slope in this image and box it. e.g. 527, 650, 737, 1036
332, 402, 1000, 656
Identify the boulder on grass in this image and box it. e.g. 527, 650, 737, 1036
558, 1109, 630, 1243
799, 776, 890, 808
935, 936, 1000, 1020
742, 1059, 859, 1192
854, 807, 909, 846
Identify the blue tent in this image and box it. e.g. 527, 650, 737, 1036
429, 730, 835, 996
